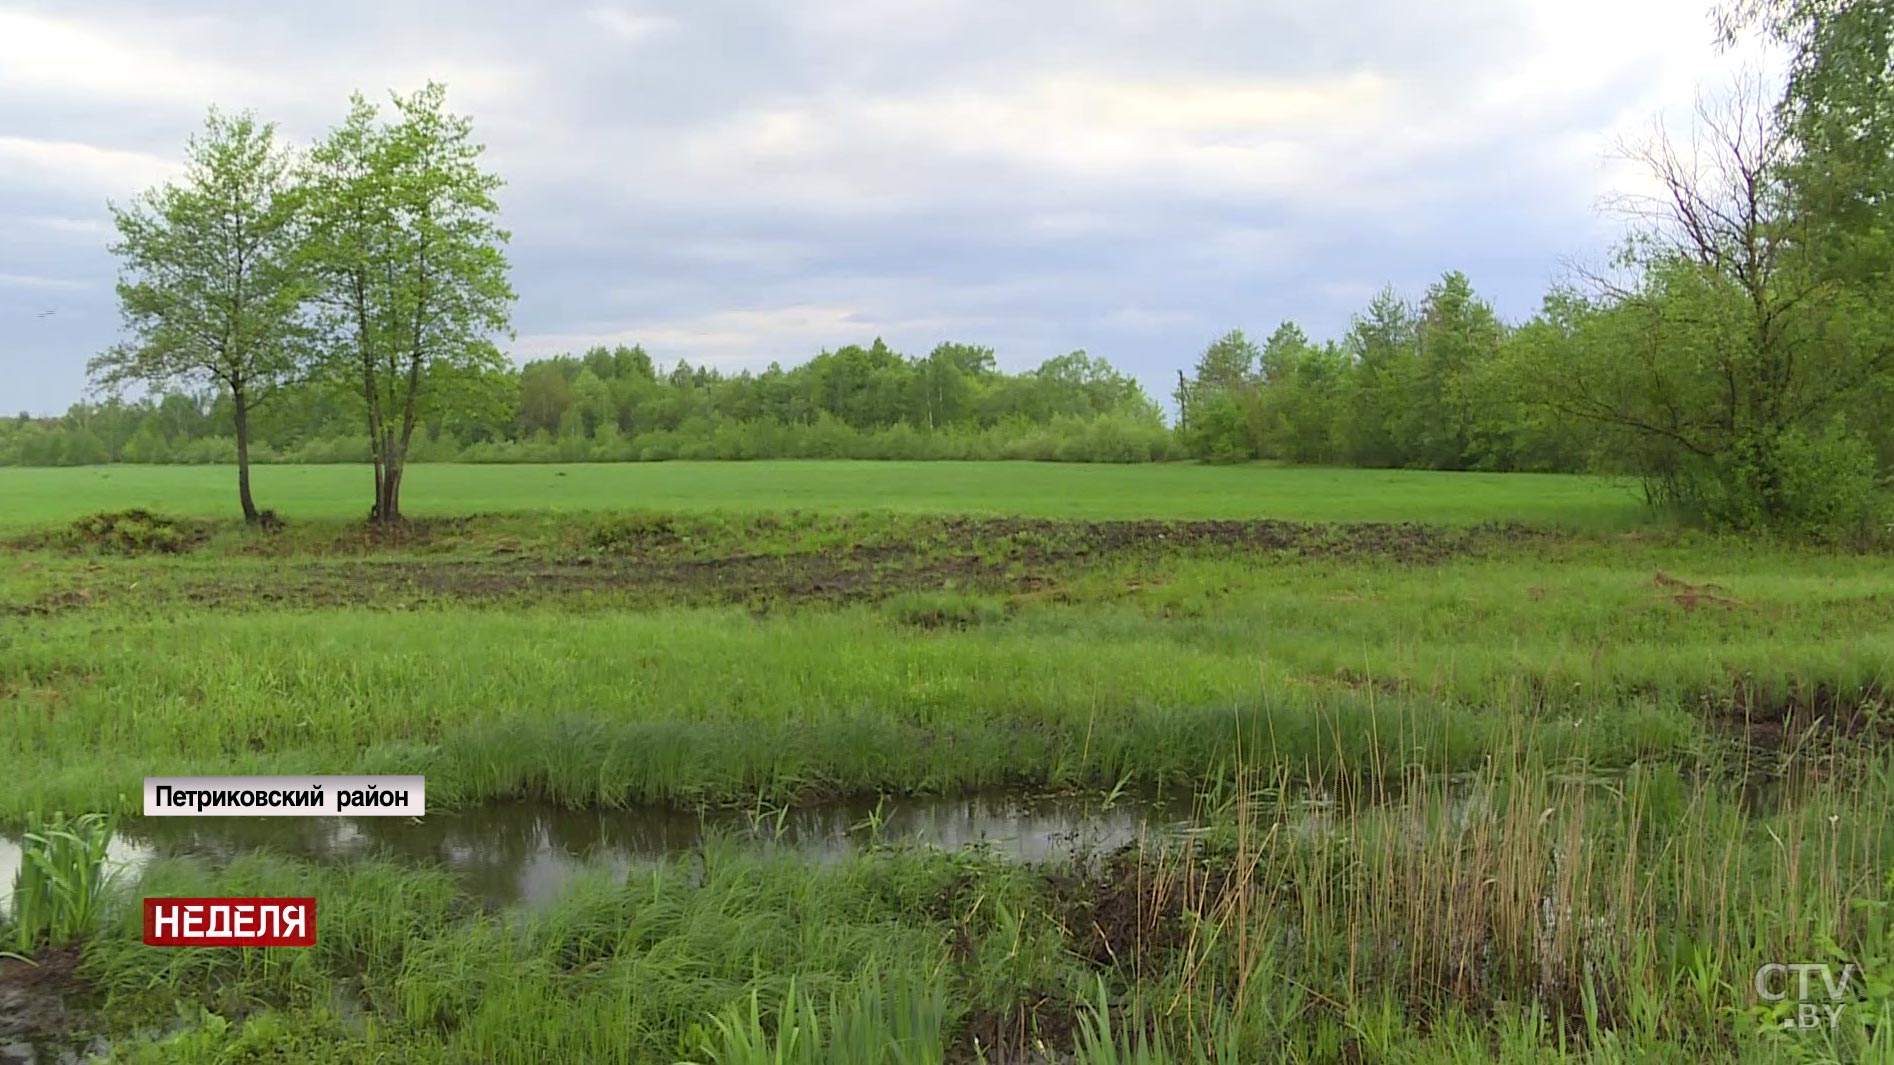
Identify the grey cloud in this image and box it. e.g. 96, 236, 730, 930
0, 0, 1751, 415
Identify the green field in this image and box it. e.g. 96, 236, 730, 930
2, 465, 1889, 1063
0, 461, 1651, 529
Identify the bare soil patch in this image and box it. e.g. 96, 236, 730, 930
1701, 679, 1892, 752
161, 517, 1514, 611
0, 949, 95, 1059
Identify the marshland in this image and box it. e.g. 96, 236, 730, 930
2, 461, 1891, 1063
11, 0, 1894, 1057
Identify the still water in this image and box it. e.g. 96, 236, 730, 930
0, 794, 1175, 911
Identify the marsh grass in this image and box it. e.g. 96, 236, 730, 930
3, 810, 116, 957
59, 736, 1894, 1063
7, 499, 1892, 1061
12, 544, 1890, 819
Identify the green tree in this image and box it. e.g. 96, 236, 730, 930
1176, 330, 1262, 460
1341, 288, 1417, 468
302, 83, 515, 522
1255, 324, 1347, 463
1732, 0, 1894, 467
518, 361, 575, 436
1528, 81, 1886, 530
1404, 271, 1503, 469
91, 108, 306, 521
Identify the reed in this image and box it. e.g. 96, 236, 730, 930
3, 810, 116, 957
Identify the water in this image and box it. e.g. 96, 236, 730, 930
1, 794, 1174, 912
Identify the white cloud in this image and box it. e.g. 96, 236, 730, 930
0, 136, 181, 197
586, 6, 674, 44
0, 272, 89, 290
0, 8, 257, 106
8, 214, 113, 239
516, 304, 973, 369
0, 0, 1793, 414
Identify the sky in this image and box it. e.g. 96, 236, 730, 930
0, 1, 1777, 416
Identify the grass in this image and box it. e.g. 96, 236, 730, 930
0, 461, 1652, 530
2, 811, 116, 957
2, 481, 1891, 1061
7, 514, 1892, 818
64, 752, 1894, 1063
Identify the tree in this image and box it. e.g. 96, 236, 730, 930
1526, 78, 1888, 530
518, 361, 574, 436
1255, 323, 1347, 463
1193, 330, 1260, 393
1341, 288, 1417, 467
1175, 332, 1263, 461
1403, 272, 1503, 469
1729, 0, 1894, 466
916, 342, 994, 428
92, 109, 305, 521
302, 84, 514, 522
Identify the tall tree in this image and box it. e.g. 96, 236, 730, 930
1341, 288, 1417, 467
92, 109, 306, 521
1731, 0, 1894, 465
302, 84, 514, 522
1406, 271, 1503, 469
1524, 79, 1887, 529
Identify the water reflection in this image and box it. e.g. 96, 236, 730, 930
1, 795, 1171, 911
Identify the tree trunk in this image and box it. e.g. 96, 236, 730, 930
232, 385, 260, 523
374, 449, 404, 523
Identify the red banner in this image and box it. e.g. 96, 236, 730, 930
142, 897, 316, 946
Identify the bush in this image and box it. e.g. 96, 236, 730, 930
1181, 392, 1254, 464
59, 509, 211, 554
1664, 423, 1885, 539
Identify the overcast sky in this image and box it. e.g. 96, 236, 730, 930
0, 1, 1774, 415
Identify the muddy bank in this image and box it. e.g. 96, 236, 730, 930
0, 950, 97, 1065
17, 515, 1533, 613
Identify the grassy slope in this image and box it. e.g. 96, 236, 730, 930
5, 489, 1892, 1062
4, 515, 1890, 819
0, 461, 1651, 529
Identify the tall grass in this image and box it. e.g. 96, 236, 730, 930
62, 741, 1894, 1062
3, 810, 116, 956
8, 513, 1893, 820
687, 972, 948, 1065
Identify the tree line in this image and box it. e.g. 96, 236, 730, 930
11, 0, 1894, 535
4, 339, 1173, 469
1171, 2, 1894, 536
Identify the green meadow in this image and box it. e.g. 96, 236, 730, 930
1, 465, 1889, 1063
0, 460, 1651, 529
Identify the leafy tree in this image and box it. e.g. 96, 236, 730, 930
518, 361, 575, 436
1403, 271, 1504, 469
1193, 330, 1260, 394
92, 108, 306, 520
1174, 331, 1263, 460
1340, 288, 1417, 467
1256, 324, 1347, 463
302, 83, 514, 522
1524, 80, 1887, 530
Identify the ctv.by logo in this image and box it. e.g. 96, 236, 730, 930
1755, 963, 1858, 1029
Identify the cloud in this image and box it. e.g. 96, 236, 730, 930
586, 5, 675, 43
0, 272, 89, 291
0, 0, 1786, 415
0, 8, 259, 106
516, 303, 980, 369
6, 214, 113, 240
0, 136, 181, 197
